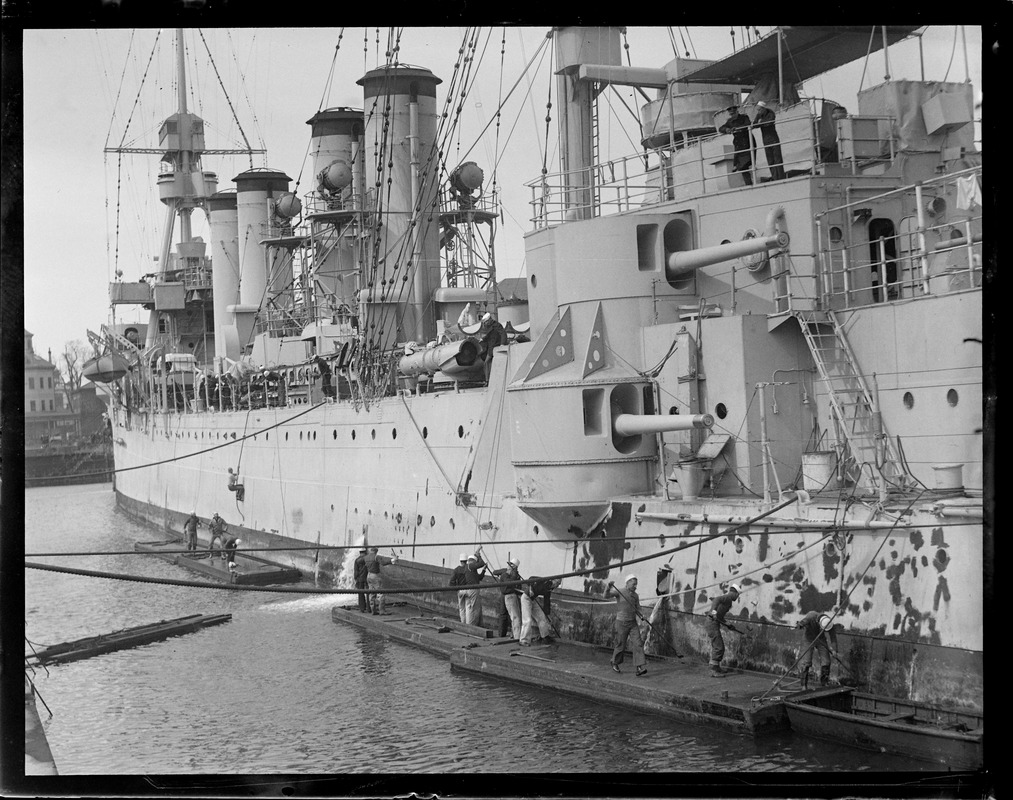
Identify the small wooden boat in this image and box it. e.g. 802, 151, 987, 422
26, 614, 232, 665
784, 686, 983, 770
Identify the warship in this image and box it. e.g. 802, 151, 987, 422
93, 27, 985, 709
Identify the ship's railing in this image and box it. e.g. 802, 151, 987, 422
814, 165, 983, 309
527, 99, 897, 226
438, 184, 501, 219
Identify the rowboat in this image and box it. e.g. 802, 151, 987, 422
783, 686, 983, 770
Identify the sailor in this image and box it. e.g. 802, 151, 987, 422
183, 512, 200, 552
364, 546, 397, 615
606, 575, 647, 676
519, 575, 560, 646
796, 611, 840, 689
705, 583, 741, 677
752, 101, 785, 181
718, 106, 753, 184
477, 313, 507, 381
353, 547, 370, 613
492, 558, 523, 640
227, 467, 245, 502
313, 355, 335, 400
222, 532, 240, 563
450, 550, 487, 626
208, 513, 226, 556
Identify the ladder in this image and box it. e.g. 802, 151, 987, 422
590, 81, 601, 214
795, 308, 909, 492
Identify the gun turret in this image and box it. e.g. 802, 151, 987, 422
667, 231, 789, 279
613, 413, 714, 437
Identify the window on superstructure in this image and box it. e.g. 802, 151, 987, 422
30, 400, 36, 411
48, 377, 53, 388
582, 388, 604, 436
868, 218, 898, 302
28, 377, 34, 389
637, 224, 659, 272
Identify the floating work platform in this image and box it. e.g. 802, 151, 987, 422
135, 539, 302, 585
25, 613, 232, 665
330, 604, 788, 736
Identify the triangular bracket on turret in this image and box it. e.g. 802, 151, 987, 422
581, 302, 608, 378
517, 306, 574, 382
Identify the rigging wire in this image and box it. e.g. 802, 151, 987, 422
198, 30, 256, 170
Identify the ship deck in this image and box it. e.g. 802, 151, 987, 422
330, 604, 789, 735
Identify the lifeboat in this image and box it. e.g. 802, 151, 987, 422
82, 352, 130, 383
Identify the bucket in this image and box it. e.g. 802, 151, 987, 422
801, 451, 839, 492
931, 463, 964, 490
674, 459, 707, 500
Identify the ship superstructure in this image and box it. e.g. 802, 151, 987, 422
96, 27, 984, 710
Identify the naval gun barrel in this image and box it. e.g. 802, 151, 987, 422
398, 339, 480, 377
613, 413, 714, 436
666, 231, 789, 278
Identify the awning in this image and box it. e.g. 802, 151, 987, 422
678, 26, 924, 88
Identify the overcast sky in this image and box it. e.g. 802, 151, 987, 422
20, 25, 982, 362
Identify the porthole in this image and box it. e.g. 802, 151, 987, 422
352, 430, 356, 440
371, 429, 376, 440
530, 274, 537, 288
286, 432, 290, 441
333, 430, 337, 439
266, 432, 269, 441
417, 514, 423, 526
299, 431, 304, 441
392, 428, 397, 440
946, 389, 958, 407
668, 406, 679, 415
829, 226, 843, 244
313, 431, 317, 440
422, 426, 428, 439
430, 516, 436, 527
903, 392, 914, 410
458, 425, 464, 438
533, 525, 540, 535
715, 403, 728, 420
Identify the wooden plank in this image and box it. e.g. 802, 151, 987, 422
28, 614, 232, 664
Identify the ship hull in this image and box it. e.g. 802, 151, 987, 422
111, 382, 983, 711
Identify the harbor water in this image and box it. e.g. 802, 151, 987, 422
25, 483, 935, 775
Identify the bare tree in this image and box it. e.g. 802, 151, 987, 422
61, 339, 90, 412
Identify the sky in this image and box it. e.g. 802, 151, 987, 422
20, 25, 982, 364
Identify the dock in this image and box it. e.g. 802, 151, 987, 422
330, 604, 788, 735
26, 613, 232, 665
134, 539, 303, 585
